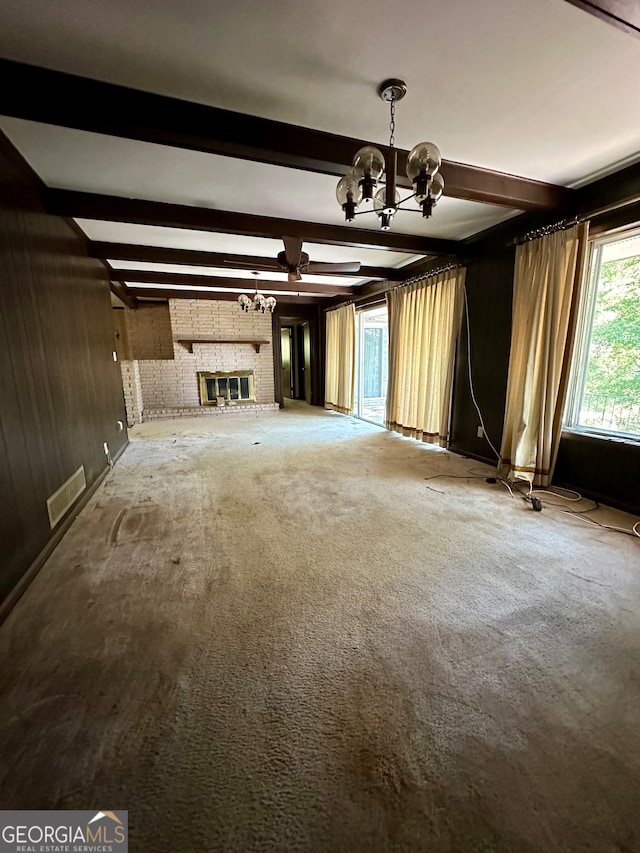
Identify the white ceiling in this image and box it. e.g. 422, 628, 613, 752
0, 117, 515, 239
1, 0, 639, 297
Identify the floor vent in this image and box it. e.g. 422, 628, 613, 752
47, 465, 86, 529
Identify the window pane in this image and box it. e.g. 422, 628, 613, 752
205, 378, 216, 400
217, 378, 228, 397
229, 377, 239, 399
240, 376, 250, 398
575, 234, 640, 437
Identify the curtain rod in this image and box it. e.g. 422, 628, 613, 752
509, 193, 640, 247
398, 261, 463, 289
508, 217, 580, 246
323, 261, 464, 312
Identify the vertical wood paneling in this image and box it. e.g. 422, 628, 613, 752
0, 132, 128, 604
449, 235, 639, 514
449, 247, 515, 462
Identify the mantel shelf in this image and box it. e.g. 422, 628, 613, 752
177, 338, 270, 353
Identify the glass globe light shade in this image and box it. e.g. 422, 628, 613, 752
406, 142, 442, 183
264, 296, 277, 313
352, 146, 385, 181
373, 186, 400, 230
335, 173, 362, 207
373, 186, 399, 215
429, 171, 445, 202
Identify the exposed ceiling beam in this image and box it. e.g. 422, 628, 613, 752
91, 241, 407, 281
46, 189, 459, 254
127, 287, 321, 304
113, 269, 354, 295
563, 1, 640, 38
0, 58, 569, 211
109, 281, 138, 309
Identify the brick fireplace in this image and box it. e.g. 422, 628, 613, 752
114, 299, 278, 423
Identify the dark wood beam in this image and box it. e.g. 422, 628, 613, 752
46, 189, 459, 255
563, 1, 640, 38
129, 288, 322, 304
109, 281, 138, 309
112, 269, 354, 295
0, 58, 569, 211
91, 241, 406, 281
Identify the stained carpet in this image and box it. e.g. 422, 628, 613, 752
1, 402, 639, 852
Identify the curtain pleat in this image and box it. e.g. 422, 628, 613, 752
325, 303, 355, 414
498, 223, 588, 486
385, 268, 465, 447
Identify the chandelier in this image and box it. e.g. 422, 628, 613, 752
238, 272, 277, 314
336, 79, 444, 231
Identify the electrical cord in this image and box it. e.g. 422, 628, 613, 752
457, 286, 639, 539
463, 285, 500, 461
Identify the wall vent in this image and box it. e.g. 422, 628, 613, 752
47, 465, 86, 529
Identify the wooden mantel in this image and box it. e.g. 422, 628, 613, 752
176, 338, 270, 353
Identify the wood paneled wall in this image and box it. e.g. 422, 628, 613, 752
0, 132, 128, 607
449, 247, 516, 463
449, 229, 640, 515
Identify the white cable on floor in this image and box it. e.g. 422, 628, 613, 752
463, 285, 500, 461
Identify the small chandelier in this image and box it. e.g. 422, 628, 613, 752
238, 272, 277, 314
336, 79, 444, 231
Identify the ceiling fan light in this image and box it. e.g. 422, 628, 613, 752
406, 141, 442, 187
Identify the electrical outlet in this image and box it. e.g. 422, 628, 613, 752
477, 426, 484, 438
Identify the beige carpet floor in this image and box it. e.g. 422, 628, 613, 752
1, 401, 639, 852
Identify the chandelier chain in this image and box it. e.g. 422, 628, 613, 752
389, 96, 396, 149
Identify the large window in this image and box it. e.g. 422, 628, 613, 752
565, 227, 640, 441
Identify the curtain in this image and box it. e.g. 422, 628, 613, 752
498, 223, 589, 486
325, 303, 355, 414
385, 267, 465, 447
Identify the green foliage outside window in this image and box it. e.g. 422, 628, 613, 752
581, 255, 640, 434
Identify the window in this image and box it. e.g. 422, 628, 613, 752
565, 227, 640, 441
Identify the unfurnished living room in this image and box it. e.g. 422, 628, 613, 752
1, 1, 640, 851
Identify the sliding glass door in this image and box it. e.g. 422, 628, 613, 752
354, 304, 388, 425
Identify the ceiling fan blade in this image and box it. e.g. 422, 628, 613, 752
288, 270, 302, 282
306, 261, 362, 274
282, 236, 303, 268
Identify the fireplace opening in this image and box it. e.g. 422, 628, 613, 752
198, 370, 255, 405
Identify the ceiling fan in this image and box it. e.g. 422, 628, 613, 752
276, 236, 361, 282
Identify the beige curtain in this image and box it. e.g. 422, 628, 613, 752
325, 303, 355, 414
498, 223, 589, 486
385, 268, 465, 447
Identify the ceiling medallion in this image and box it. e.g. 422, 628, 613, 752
336, 79, 444, 231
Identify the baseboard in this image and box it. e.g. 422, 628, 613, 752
552, 479, 640, 517
448, 446, 498, 467
0, 439, 129, 628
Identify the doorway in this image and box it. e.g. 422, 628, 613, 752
280, 321, 311, 402
355, 304, 388, 426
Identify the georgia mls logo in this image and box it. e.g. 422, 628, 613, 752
0, 810, 128, 852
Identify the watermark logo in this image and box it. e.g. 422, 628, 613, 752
0, 810, 128, 852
